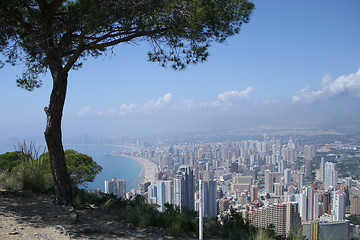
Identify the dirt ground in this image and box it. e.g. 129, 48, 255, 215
0, 191, 181, 240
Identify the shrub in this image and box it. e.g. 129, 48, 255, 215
0, 151, 23, 171
4, 161, 53, 193
72, 187, 104, 210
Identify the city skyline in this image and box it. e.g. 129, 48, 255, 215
1, 0, 360, 140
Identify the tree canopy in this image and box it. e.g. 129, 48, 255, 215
0, 0, 254, 88
41, 149, 103, 186
0, 151, 23, 171
0, 0, 254, 205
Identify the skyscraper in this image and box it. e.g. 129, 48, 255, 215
322, 191, 331, 215
298, 172, 305, 189
284, 168, 291, 190
345, 177, 352, 189
324, 162, 337, 191
333, 190, 345, 221
104, 177, 126, 198
319, 157, 325, 182
174, 165, 194, 210
305, 159, 312, 178
156, 180, 173, 212
202, 180, 217, 217
265, 170, 274, 193
298, 187, 319, 222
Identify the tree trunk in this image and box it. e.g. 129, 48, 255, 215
44, 70, 72, 205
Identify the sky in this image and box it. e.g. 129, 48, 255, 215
1, 0, 360, 141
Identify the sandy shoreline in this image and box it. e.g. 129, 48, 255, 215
118, 154, 157, 184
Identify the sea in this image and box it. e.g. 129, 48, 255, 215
0, 143, 143, 192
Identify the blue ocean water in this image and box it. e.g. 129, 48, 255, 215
0, 143, 142, 192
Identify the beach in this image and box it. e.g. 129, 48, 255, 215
131, 156, 157, 183
116, 154, 156, 184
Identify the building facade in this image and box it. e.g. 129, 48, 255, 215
247, 202, 302, 237
104, 177, 126, 198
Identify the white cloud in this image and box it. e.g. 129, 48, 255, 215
77, 94, 173, 117
77, 103, 136, 116
77, 105, 92, 116
173, 87, 254, 111
293, 68, 360, 103
77, 88, 254, 115
213, 87, 254, 106
119, 103, 137, 115
218, 87, 254, 102
142, 93, 172, 111
174, 99, 209, 111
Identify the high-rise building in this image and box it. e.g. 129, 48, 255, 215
303, 145, 315, 160
265, 170, 274, 193
156, 180, 173, 212
324, 162, 337, 191
298, 172, 305, 189
139, 181, 151, 195
231, 174, 253, 192
298, 187, 319, 222
305, 159, 312, 178
319, 157, 325, 182
333, 190, 345, 221
147, 183, 157, 204
345, 177, 352, 189
104, 177, 126, 198
174, 165, 194, 210
230, 162, 238, 173
351, 194, 360, 215
340, 185, 350, 207
247, 202, 302, 237
250, 185, 258, 201
278, 160, 287, 173
202, 180, 217, 217
302, 221, 350, 240
274, 182, 284, 196
322, 191, 331, 215
284, 168, 291, 190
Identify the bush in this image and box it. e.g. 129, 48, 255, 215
4, 161, 53, 193
40, 149, 102, 186
0, 151, 23, 172
100, 195, 198, 237
72, 187, 104, 210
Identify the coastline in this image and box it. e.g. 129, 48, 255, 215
118, 154, 157, 184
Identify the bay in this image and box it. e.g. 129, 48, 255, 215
0, 143, 142, 192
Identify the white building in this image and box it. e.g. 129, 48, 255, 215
174, 165, 194, 211
324, 162, 337, 191
298, 187, 319, 222
156, 180, 173, 212
147, 183, 157, 204
333, 190, 345, 221
104, 177, 126, 198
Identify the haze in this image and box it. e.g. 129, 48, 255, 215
1, 0, 360, 142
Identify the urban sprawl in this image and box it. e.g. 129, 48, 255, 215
103, 135, 360, 239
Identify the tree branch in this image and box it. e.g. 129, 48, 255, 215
0, 2, 37, 37
47, 0, 66, 22
85, 27, 169, 50
62, 29, 88, 73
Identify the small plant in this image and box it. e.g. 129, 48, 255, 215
4, 161, 53, 193
72, 187, 104, 210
